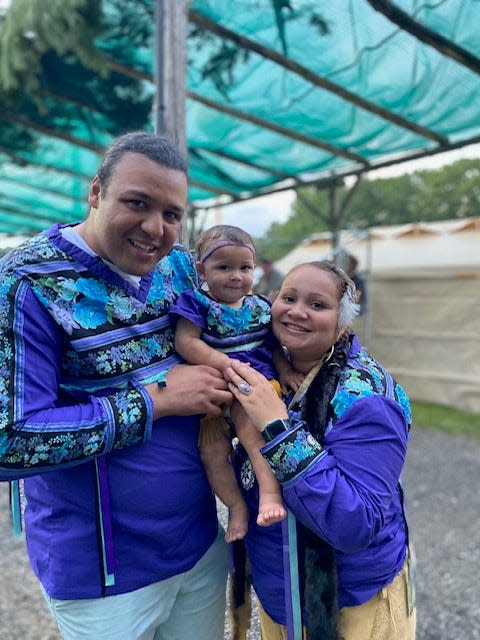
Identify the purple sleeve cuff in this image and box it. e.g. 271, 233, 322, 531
260, 423, 324, 483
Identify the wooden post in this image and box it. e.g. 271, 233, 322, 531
154, 0, 189, 157
154, 0, 190, 244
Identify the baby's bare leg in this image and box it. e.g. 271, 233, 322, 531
231, 408, 286, 526
200, 432, 249, 542
241, 432, 286, 527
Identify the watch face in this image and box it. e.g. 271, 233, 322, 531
265, 419, 288, 440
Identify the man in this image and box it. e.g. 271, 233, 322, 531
0, 132, 231, 639
254, 257, 283, 300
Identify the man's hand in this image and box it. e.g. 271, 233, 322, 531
145, 364, 233, 420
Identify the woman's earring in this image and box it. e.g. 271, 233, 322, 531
324, 344, 335, 363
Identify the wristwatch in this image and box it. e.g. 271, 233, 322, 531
261, 418, 290, 442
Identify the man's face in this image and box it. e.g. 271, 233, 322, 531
79, 152, 187, 276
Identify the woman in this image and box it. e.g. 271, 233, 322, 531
226, 261, 416, 640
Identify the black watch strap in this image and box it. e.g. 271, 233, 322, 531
262, 418, 290, 442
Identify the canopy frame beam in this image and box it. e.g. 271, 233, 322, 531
189, 8, 447, 145
2, 111, 103, 154
193, 147, 293, 180
189, 91, 367, 165
366, 0, 480, 76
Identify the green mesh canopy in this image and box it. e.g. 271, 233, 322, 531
0, 0, 479, 235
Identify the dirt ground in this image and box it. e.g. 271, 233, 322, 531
0, 426, 478, 639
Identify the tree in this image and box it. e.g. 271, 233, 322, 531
257, 158, 480, 259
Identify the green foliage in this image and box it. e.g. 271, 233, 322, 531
39, 50, 152, 134
259, 158, 480, 259
189, 25, 251, 98
256, 186, 331, 260
348, 159, 480, 226
411, 401, 480, 439
0, 0, 153, 154
0, 0, 107, 103
0, 121, 36, 155
343, 174, 416, 227
104, 0, 153, 50
412, 160, 480, 221
270, 0, 294, 55
309, 11, 331, 36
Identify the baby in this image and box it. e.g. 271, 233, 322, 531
170, 225, 302, 542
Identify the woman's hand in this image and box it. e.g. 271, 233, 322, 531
225, 361, 288, 431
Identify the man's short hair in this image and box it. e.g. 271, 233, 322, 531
97, 131, 188, 194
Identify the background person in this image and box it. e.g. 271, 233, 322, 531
254, 257, 284, 300
171, 224, 303, 542
0, 131, 231, 640
227, 261, 416, 640
345, 252, 367, 315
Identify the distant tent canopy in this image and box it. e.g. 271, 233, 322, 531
276, 216, 480, 275
0, 0, 479, 235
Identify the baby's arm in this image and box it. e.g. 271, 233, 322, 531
272, 345, 304, 394
175, 317, 232, 372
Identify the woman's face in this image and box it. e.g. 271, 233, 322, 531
271, 264, 340, 368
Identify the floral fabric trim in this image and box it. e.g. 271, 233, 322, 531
261, 423, 324, 483
102, 384, 152, 451
0, 229, 195, 479
198, 290, 272, 337
286, 339, 411, 440
25, 247, 194, 387
172, 289, 273, 342
332, 347, 412, 428
0, 385, 149, 477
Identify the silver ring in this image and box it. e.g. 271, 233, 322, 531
237, 381, 252, 395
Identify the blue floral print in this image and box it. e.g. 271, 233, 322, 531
0, 229, 197, 475
261, 339, 412, 484
193, 289, 272, 336
263, 426, 324, 483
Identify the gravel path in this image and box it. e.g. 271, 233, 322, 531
1, 427, 478, 639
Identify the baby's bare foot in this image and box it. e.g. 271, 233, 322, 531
225, 501, 249, 542
257, 493, 287, 527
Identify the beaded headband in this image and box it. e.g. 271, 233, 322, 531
198, 240, 256, 263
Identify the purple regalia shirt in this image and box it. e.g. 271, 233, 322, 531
170, 288, 277, 380
0, 224, 219, 599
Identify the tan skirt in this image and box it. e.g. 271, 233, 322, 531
256, 558, 416, 640
338, 559, 416, 640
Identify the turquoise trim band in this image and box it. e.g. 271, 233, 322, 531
95, 460, 116, 588
288, 510, 303, 639
10, 480, 22, 537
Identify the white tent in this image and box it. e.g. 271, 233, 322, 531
275, 218, 480, 414
276, 217, 480, 274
